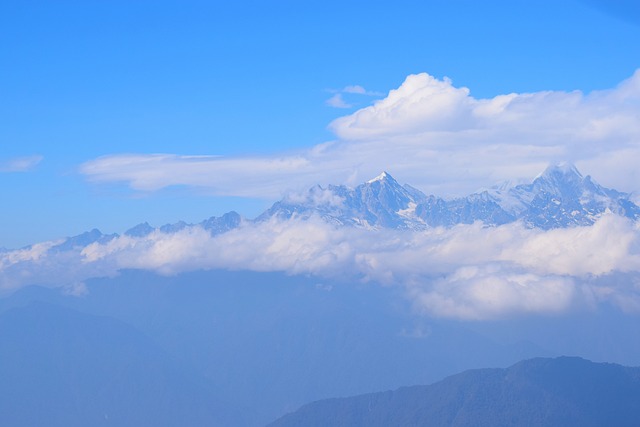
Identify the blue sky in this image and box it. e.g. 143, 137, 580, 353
1, 0, 640, 248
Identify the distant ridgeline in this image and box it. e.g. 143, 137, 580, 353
268, 357, 640, 427
52, 163, 640, 250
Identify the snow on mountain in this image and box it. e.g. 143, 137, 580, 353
260, 163, 640, 231
366, 171, 392, 184
351, 170, 424, 228
41, 163, 640, 255
415, 192, 515, 227
258, 171, 428, 229
488, 163, 640, 229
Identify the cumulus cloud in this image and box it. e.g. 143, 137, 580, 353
0, 155, 43, 172
2, 214, 640, 320
332, 74, 477, 137
80, 70, 640, 198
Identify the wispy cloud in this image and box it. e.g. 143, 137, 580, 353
324, 84, 383, 109
80, 70, 640, 199
0, 155, 43, 172
80, 153, 315, 197
325, 93, 352, 108
2, 214, 640, 319
341, 85, 383, 96
343, 85, 367, 94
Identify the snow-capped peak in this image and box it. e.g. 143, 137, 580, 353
30, 163, 640, 257
367, 171, 392, 184
535, 162, 582, 181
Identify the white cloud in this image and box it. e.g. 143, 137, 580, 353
0, 240, 60, 269
343, 85, 367, 94
331, 74, 477, 137
282, 185, 345, 208
408, 266, 577, 320
341, 85, 383, 96
325, 85, 384, 108
79, 69, 640, 199
325, 93, 353, 108
80, 153, 316, 197
0, 155, 43, 172
2, 214, 640, 320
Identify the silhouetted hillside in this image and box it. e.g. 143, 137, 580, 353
269, 357, 640, 427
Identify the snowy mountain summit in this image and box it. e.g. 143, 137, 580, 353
49, 163, 640, 251
487, 163, 640, 228
261, 162, 640, 230
257, 169, 425, 229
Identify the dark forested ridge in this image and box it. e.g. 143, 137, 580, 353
268, 357, 640, 427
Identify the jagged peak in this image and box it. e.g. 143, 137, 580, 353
367, 171, 395, 184
76, 228, 104, 238
124, 222, 155, 237
221, 210, 241, 219
535, 162, 583, 181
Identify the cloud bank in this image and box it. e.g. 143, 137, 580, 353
3, 215, 640, 320
80, 70, 640, 198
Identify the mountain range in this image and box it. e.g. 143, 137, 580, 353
4, 163, 640, 426
49, 162, 640, 251
259, 162, 640, 230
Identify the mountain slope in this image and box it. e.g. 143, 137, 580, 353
0, 302, 242, 427
268, 356, 640, 427
257, 171, 427, 229
489, 163, 640, 228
